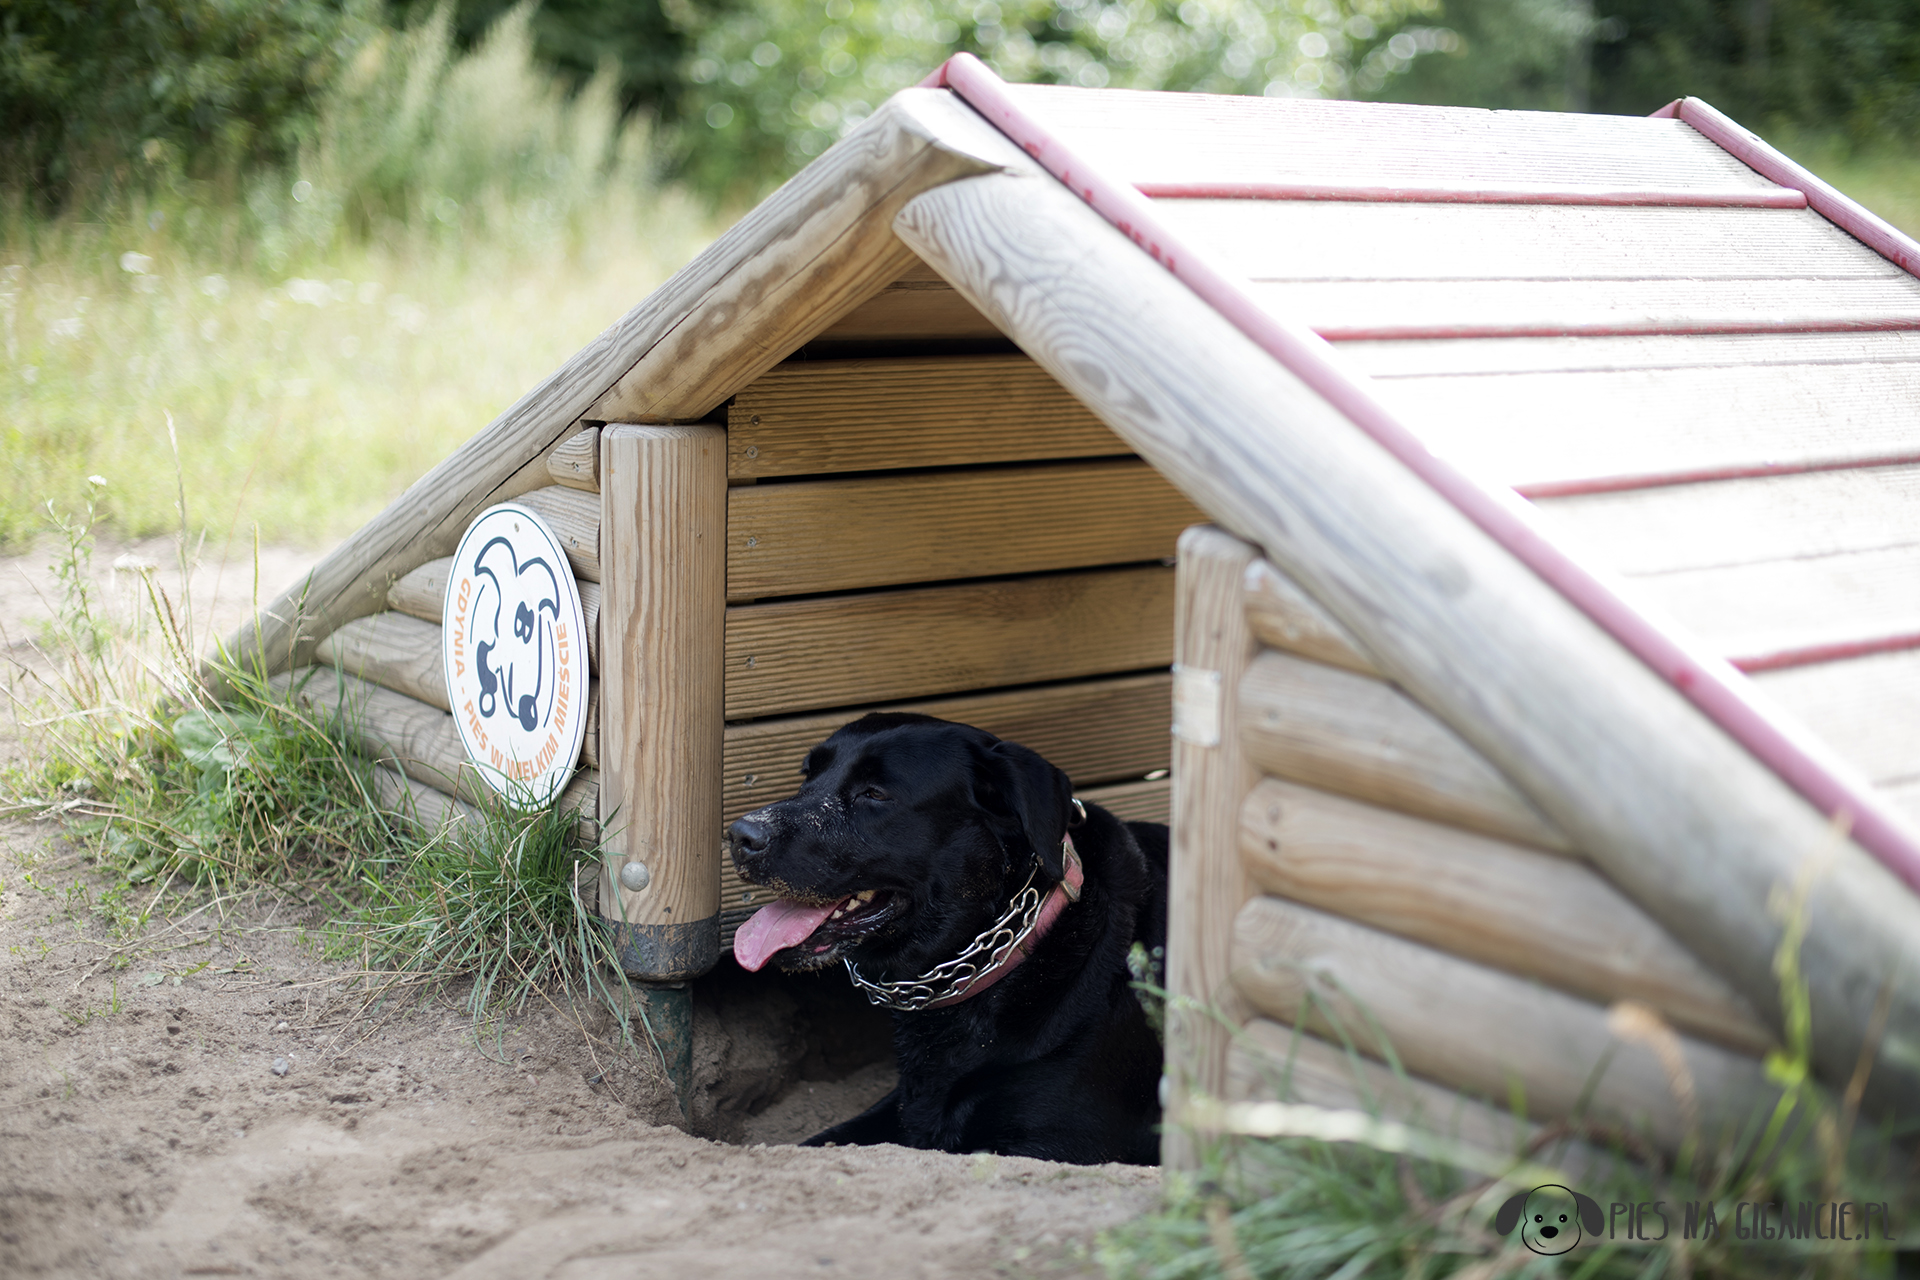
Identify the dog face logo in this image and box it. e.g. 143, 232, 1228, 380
443, 505, 588, 808
1494, 1184, 1603, 1256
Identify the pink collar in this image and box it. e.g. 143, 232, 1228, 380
926, 834, 1084, 1008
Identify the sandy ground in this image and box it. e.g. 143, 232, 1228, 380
0, 539, 1162, 1279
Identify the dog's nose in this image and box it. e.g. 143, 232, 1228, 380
728, 816, 771, 861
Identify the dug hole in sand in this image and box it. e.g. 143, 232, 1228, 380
0, 542, 1160, 1279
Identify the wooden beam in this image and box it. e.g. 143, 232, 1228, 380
721, 670, 1170, 823
725, 354, 1122, 478
516, 485, 600, 584
389, 557, 600, 674
1240, 778, 1773, 1055
810, 259, 1004, 344
1230, 896, 1778, 1150
1242, 557, 1377, 675
373, 764, 482, 837
893, 130, 1920, 1111
547, 426, 601, 492
1164, 525, 1261, 1168
598, 425, 727, 982
1239, 650, 1570, 852
218, 88, 1003, 689
726, 459, 1202, 600
1079, 776, 1170, 826
724, 565, 1174, 720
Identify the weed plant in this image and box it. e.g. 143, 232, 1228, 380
0, 3, 711, 550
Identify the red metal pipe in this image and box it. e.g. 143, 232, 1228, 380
1138, 182, 1807, 207
928, 52, 1920, 892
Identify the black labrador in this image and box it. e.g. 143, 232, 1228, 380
726, 713, 1169, 1165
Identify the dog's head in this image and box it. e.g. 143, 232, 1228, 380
726, 713, 1074, 977
1493, 1184, 1602, 1256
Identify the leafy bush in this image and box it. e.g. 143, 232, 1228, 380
674, 0, 1456, 198
0, 0, 379, 211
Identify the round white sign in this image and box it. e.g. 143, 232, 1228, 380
442, 503, 590, 810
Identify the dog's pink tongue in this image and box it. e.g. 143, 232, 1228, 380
732, 898, 844, 972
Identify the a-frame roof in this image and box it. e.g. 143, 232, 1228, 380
234, 64, 1920, 1110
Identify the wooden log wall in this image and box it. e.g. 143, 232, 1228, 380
1168, 529, 1781, 1164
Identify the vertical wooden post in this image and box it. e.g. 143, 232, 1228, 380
1165, 525, 1260, 1169
598, 424, 726, 981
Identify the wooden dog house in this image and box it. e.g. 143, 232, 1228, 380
234, 58, 1920, 1149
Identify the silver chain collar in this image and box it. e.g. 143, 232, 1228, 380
845, 861, 1046, 1012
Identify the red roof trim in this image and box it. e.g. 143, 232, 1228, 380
1139, 182, 1807, 208
930, 52, 1920, 892
1313, 317, 1920, 342
1519, 451, 1920, 500
1735, 633, 1920, 675
1673, 98, 1920, 277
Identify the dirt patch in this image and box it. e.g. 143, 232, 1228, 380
0, 542, 1163, 1278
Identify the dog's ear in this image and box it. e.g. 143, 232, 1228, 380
980, 739, 1074, 879
1573, 1191, 1603, 1234
1492, 1191, 1528, 1237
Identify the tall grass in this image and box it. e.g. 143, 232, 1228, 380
0, 4, 712, 552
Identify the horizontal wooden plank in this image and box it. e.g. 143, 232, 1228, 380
1380, 360, 1920, 493
388, 556, 600, 673
727, 460, 1201, 600
1080, 776, 1169, 826
1251, 276, 1920, 343
1238, 650, 1571, 852
813, 260, 1001, 343
1337, 330, 1920, 379
1752, 648, 1920, 787
1157, 202, 1892, 282
1239, 778, 1773, 1054
727, 354, 1123, 478
1230, 896, 1778, 1147
1242, 557, 1377, 675
1624, 542, 1920, 665
725, 565, 1176, 719
722, 671, 1171, 822
1011, 86, 1781, 193
1534, 464, 1920, 577
515, 486, 600, 584
546, 426, 600, 493
374, 765, 482, 837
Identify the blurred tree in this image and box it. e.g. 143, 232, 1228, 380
385, 0, 699, 117
672, 0, 1457, 200
0, 0, 379, 209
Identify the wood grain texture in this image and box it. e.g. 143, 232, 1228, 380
1753, 648, 1920, 786
547, 427, 600, 492
1247, 276, 1920, 342
724, 565, 1175, 720
811, 259, 1003, 343
1242, 557, 1377, 675
722, 670, 1171, 823
726, 459, 1201, 600
389, 557, 601, 674
1156, 201, 1892, 282
275, 666, 480, 805
1534, 465, 1920, 578
515, 485, 600, 584
1627, 542, 1920, 665
1377, 361, 1920, 493
597, 426, 727, 972
1230, 896, 1778, 1149
1239, 650, 1570, 852
585, 95, 1006, 424
1079, 777, 1170, 826
373, 765, 482, 837
219, 88, 1002, 690
1005, 85, 1779, 193
894, 135, 1920, 1114
1240, 778, 1773, 1054
726, 353, 1121, 478
1336, 330, 1920, 379
315, 611, 446, 711
1163, 526, 1260, 1168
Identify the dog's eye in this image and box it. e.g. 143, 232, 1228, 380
856, 786, 888, 803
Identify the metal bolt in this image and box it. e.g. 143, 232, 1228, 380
619, 861, 652, 892
745, 445, 760, 458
